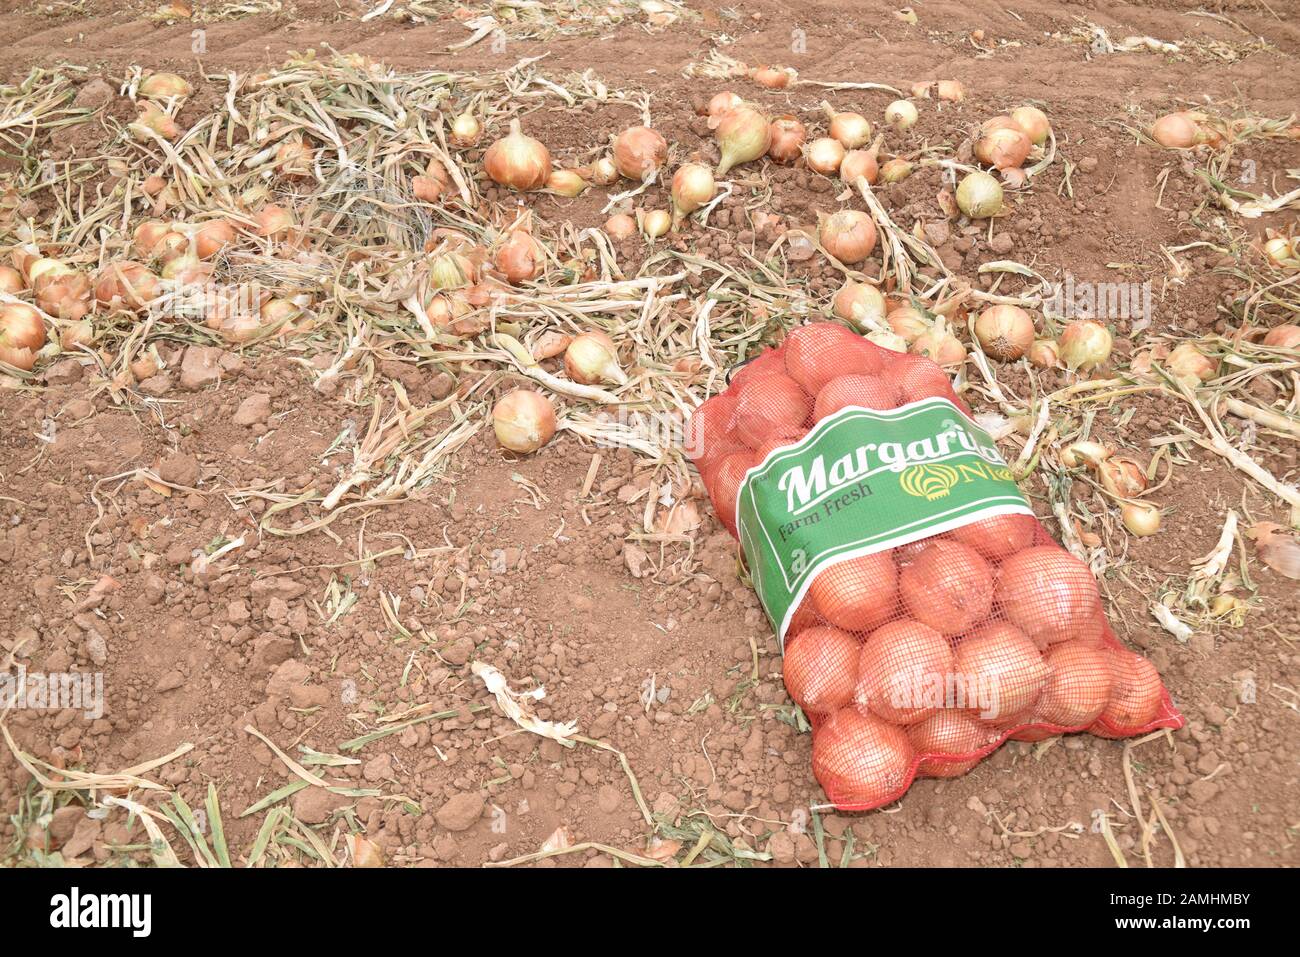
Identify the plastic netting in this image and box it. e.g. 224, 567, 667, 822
686, 322, 1184, 811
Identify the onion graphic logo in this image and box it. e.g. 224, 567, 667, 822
900, 464, 959, 500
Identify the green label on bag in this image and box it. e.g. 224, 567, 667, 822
735, 397, 1032, 646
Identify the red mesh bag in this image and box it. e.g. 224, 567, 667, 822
686, 322, 1183, 811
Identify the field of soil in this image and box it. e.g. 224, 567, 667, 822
0, 0, 1297, 868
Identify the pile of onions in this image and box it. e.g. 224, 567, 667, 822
899, 540, 992, 635
809, 551, 898, 632
948, 513, 1037, 561
1058, 319, 1113, 371
767, 115, 806, 164
996, 546, 1103, 647
782, 626, 861, 714
670, 164, 716, 226
832, 280, 886, 329
713, 106, 771, 175
732, 373, 810, 446
812, 708, 914, 807
492, 389, 556, 453
805, 137, 845, 175
884, 100, 919, 131
1011, 106, 1051, 145
613, 125, 668, 181
1096, 649, 1164, 728
94, 261, 161, 312
908, 711, 989, 777
819, 209, 877, 264
684, 392, 740, 466
974, 304, 1034, 360
449, 111, 482, 147
565, 330, 626, 385
855, 619, 953, 723
483, 119, 551, 191
824, 103, 871, 149
0, 302, 46, 371
974, 118, 1032, 170
953, 622, 1048, 721
814, 373, 899, 419
956, 171, 1003, 218
1036, 642, 1112, 727
495, 229, 544, 285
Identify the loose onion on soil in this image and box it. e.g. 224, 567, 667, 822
492, 389, 556, 453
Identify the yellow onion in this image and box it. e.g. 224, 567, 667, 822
1011, 106, 1051, 145
1028, 338, 1060, 369
805, 137, 845, 175
832, 280, 886, 330
1122, 501, 1161, 537
1059, 319, 1113, 371
884, 100, 919, 131
888, 306, 930, 343
161, 253, 212, 285
767, 115, 807, 163
255, 204, 294, 239
492, 389, 556, 454
0, 265, 22, 294
604, 213, 636, 240
751, 66, 790, 89
0, 343, 36, 371
641, 209, 672, 239
1151, 112, 1199, 149
956, 171, 1003, 218
94, 261, 161, 312
1262, 236, 1300, 270
587, 156, 619, 186
840, 148, 878, 186
912, 329, 966, 367
34, 267, 92, 321
425, 292, 472, 330
133, 220, 171, 257
613, 125, 668, 182
139, 72, 192, 98
483, 119, 551, 191
819, 209, 877, 265
193, 219, 237, 260
911, 81, 934, 99
1167, 342, 1216, 383
707, 91, 744, 118
881, 158, 913, 183
0, 302, 46, 351
974, 304, 1034, 360
26, 257, 69, 289
546, 169, 588, 197
450, 111, 482, 147
670, 163, 715, 225
974, 122, 1032, 170
428, 250, 475, 289
566, 330, 626, 385
60, 319, 94, 351
1060, 440, 1110, 469
1262, 324, 1300, 349
130, 102, 180, 141
713, 106, 770, 176
275, 137, 313, 177
936, 80, 965, 102
1100, 455, 1148, 498
154, 230, 190, 262
825, 103, 871, 149
495, 229, 544, 285
412, 158, 449, 202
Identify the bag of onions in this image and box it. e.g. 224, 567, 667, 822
686, 322, 1183, 811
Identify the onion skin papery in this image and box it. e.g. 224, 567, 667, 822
974, 122, 1032, 170
819, 209, 877, 265
832, 280, 886, 329
1011, 106, 1051, 145
450, 112, 482, 147
1058, 319, 1113, 371
495, 230, 544, 285
767, 115, 806, 164
782, 626, 860, 715
840, 148, 878, 186
1151, 112, 1199, 149
670, 164, 716, 226
805, 137, 845, 175
483, 119, 551, 191
974, 304, 1034, 360
812, 708, 914, 808
492, 389, 556, 453
884, 100, 918, 131
603, 214, 636, 241
546, 170, 588, 197
956, 171, 1003, 218
565, 330, 626, 385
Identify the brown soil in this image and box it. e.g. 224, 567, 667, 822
1, 0, 1297, 868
